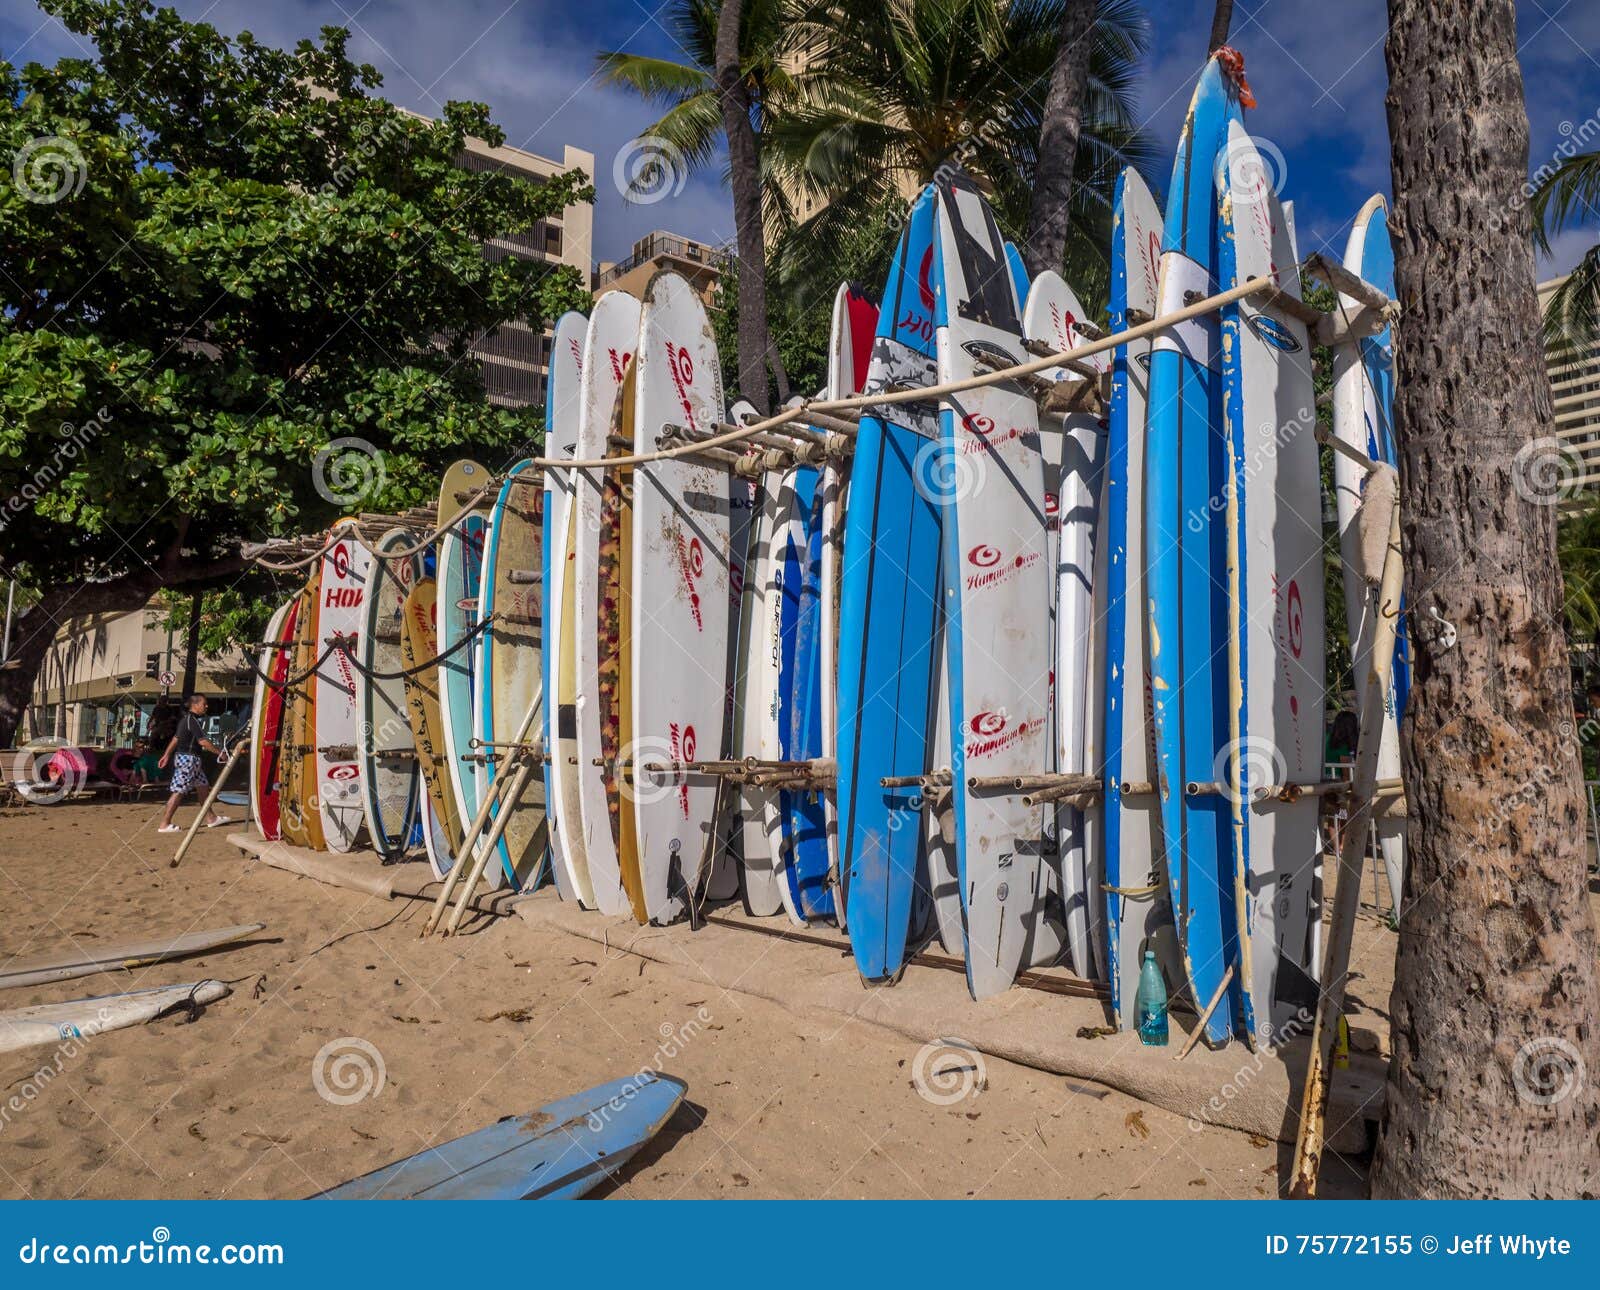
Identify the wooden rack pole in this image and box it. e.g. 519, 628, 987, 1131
1290, 487, 1405, 1197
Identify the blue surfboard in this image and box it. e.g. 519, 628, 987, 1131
1145, 57, 1247, 1045
311, 1072, 687, 1200
785, 467, 834, 919
837, 186, 944, 982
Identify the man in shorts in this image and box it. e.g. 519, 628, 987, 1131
156, 694, 231, 834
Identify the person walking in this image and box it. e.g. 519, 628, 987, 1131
156, 694, 231, 834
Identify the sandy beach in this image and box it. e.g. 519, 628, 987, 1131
0, 798, 1377, 1199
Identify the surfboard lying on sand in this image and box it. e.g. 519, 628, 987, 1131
0, 981, 231, 1055
0, 926, 265, 992
311, 1072, 687, 1200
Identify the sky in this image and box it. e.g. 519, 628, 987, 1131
3, 0, 1600, 280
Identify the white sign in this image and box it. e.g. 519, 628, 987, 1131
159, 670, 177, 688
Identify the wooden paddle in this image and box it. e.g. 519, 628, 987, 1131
171, 742, 247, 869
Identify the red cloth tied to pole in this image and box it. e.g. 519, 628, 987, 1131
1215, 45, 1257, 110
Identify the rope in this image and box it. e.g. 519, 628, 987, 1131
247, 611, 494, 691
243, 273, 1295, 574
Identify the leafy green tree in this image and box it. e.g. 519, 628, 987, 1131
0, 0, 592, 744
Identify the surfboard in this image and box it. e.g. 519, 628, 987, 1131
629, 271, 732, 924
315, 530, 371, 852
400, 576, 461, 878
614, 364, 643, 919
280, 574, 322, 850
1219, 121, 1327, 1037
1146, 56, 1247, 1045
815, 287, 878, 929
1332, 195, 1406, 913
250, 598, 297, 842
0, 981, 231, 1056
310, 1071, 687, 1200
572, 291, 641, 917
359, 529, 421, 859
770, 463, 829, 922
1098, 167, 1182, 1026
544, 311, 593, 906
1023, 270, 1110, 981
437, 461, 500, 890
480, 461, 550, 892
0, 924, 265, 992
838, 185, 945, 983
729, 402, 784, 916
931, 173, 1052, 1000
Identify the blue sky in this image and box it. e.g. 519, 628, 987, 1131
4, 0, 1599, 279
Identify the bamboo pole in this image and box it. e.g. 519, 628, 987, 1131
421, 685, 544, 936
171, 747, 248, 868
442, 756, 543, 936
1175, 966, 1237, 1060
1289, 488, 1405, 1197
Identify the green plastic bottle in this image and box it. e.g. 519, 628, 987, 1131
1135, 949, 1168, 1047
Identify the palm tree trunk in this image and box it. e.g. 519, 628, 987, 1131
1371, 0, 1600, 1197
715, 0, 776, 416
1208, 0, 1234, 51
1025, 0, 1096, 278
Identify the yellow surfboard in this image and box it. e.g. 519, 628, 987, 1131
400, 577, 464, 857
605, 366, 646, 923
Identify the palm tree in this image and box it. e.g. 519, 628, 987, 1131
1370, 0, 1599, 1199
1026, 0, 1098, 277
1531, 149, 1600, 348
597, 0, 797, 409
1208, 0, 1234, 52
764, 0, 1156, 308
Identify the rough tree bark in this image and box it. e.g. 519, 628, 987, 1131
0, 557, 245, 748
715, 0, 780, 416
1024, 0, 1096, 278
1208, 0, 1234, 52
1372, 0, 1600, 1198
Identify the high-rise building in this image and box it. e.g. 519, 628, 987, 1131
1539, 273, 1600, 512
453, 136, 595, 408
596, 230, 730, 306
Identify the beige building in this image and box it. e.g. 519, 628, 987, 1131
21, 602, 252, 747
454, 137, 595, 408
596, 231, 729, 306
1539, 273, 1600, 512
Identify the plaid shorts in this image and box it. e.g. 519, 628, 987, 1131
169, 753, 208, 796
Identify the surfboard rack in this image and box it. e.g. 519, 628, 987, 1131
879, 768, 953, 789
637, 756, 835, 787
317, 743, 357, 759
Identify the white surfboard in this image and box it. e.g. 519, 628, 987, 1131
571, 291, 641, 917
1023, 271, 1110, 981
932, 175, 1052, 1000
544, 312, 593, 905
0, 981, 231, 1056
1220, 122, 1327, 1038
358, 528, 421, 858
630, 272, 732, 923
316, 529, 373, 852
728, 399, 785, 916
1331, 194, 1406, 915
